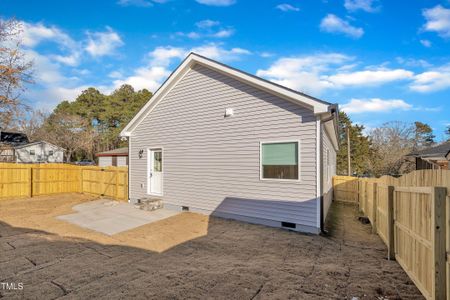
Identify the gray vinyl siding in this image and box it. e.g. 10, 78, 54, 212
129, 64, 319, 230
322, 127, 337, 220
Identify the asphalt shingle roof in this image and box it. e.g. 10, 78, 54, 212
409, 141, 450, 158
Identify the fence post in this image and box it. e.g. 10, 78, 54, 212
372, 182, 378, 234
431, 186, 447, 300
387, 185, 395, 260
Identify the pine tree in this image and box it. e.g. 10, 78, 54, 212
413, 121, 435, 149
336, 112, 373, 176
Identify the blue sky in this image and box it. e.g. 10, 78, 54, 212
1, 0, 449, 140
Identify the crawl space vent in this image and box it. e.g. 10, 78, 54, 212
281, 222, 296, 229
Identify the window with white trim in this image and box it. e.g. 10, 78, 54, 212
261, 141, 299, 180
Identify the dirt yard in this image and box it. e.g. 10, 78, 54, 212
0, 194, 422, 299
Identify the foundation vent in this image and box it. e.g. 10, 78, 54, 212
281, 222, 296, 229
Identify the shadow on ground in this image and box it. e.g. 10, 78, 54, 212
0, 199, 422, 299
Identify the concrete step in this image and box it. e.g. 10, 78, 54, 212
134, 198, 164, 211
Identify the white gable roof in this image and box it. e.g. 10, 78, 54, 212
121, 53, 335, 137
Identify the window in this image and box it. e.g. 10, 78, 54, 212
48, 150, 54, 156
30, 150, 35, 156
261, 141, 299, 180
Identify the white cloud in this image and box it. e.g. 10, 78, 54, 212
149, 46, 186, 66
396, 57, 432, 68
422, 5, 450, 38
260, 52, 274, 58
256, 53, 417, 95
256, 53, 353, 94
410, 64, 450, 92
113, 66, 170, 91
117, 0, 153, 7
320, 14, 364, 39
176, 20, 234, 39
195, 0, 235, 6
420, 39, 432, 47
110, 44, 250, 94
211, 29, 234, 38
51, 52, 82, 67
341, 98, 412, 113
20, 21, 82, 67
344, 0, 380, 13
196, 19, 220, 28
326, 68, 414, 87
21, 22, 76, 48
276, 4, 300, 12
190, 44, 251, 60
24, 50, 66, 85
85, 27, 124, 57
108, 70, 123, 79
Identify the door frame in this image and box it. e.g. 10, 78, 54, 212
147, 147, 164, 196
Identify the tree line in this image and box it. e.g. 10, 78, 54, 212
337, 111, 448, 177
21, 86, 150, 161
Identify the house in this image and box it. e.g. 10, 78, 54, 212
96, 147, 128, 167
0, 130, 65, 163
14, 141, 65, 163
120, 53, 339, 234
408, 141, 450, 170
0, 131, 29, 162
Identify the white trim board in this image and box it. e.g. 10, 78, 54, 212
120, 53, 335, 137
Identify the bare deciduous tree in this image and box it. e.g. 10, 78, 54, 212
368, 121, 416, 176
17, 109, 48, 142
41, 112, 97, 162
0, 18, 33, 129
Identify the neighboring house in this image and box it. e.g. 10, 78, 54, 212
15, 141, 64, 163
408, 141, 450, 170
96, 147, 129, 167
120, 53, 339, 234
0, 131, 29, 162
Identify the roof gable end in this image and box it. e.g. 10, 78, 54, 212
121, 53, 333, 137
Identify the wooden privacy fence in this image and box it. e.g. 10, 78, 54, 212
333, 169, 450, 300
332, 176, 359, 203
0, 163, 128, 201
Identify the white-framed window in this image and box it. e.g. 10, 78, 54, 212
48, 150, 54, 156
260, 141, 300, 180
30, 150, 35, 156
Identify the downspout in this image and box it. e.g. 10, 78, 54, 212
319, 108, 337, 234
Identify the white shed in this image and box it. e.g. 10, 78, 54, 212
96, 147, 128, 167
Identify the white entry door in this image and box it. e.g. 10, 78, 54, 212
148, 149, 163, 195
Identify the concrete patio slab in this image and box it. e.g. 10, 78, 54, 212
57, 199, 179, 235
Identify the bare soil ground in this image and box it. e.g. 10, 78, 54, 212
0, 194, 422, 299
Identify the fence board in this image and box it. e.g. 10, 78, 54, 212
376, 184, 389, 246
0, 163, 128, 201
394, 187, 434, 299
